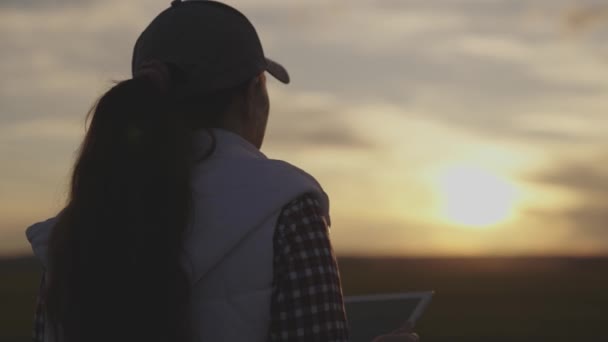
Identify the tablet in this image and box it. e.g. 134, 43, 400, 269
345, 291, 434, 342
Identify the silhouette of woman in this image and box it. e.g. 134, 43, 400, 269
26, 1, 418, 341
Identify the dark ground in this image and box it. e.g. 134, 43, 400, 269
1, 256, 607, 342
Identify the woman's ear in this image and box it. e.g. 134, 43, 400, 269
244, 73, 267, 120
255, 73, 269, 111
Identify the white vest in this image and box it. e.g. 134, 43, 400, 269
26, 129, 330, 342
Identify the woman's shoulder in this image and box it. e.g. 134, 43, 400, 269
25, 215, 59, 269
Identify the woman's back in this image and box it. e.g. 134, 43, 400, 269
26, 128, 338, 342
181, 129, 330, 341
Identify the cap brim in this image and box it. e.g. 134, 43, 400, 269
265, 58, 290, 84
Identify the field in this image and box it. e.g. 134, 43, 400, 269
1, 256, 607, 342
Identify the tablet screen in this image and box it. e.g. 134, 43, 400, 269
345, 292, 433, 342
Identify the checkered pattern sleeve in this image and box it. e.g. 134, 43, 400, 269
270, 193, 349, 342
32, 271, 45, 342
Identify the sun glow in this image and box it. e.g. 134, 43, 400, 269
436, 165, 518, 228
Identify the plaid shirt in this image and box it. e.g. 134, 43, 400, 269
270, 194, 349, 341
32, 193, 349, 341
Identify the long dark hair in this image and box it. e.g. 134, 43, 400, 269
46, 65, 250, 342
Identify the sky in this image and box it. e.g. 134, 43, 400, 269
1, 0, 607, 256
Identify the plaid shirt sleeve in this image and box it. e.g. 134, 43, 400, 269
32, 271, 46, 342
270, 193, 349, 342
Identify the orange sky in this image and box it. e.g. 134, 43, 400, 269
1, 0, 607, 256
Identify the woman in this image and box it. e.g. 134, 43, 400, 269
26, 1, 419, 341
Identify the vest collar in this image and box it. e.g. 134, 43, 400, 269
194, 128, 267, 160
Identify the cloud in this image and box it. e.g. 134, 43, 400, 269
268, 124, 373, 150
563, 5, 608, 32
525, 156, 608, 244
234, 0, 608, 150
525, 205, 608, 253
0, 118, 84, 141
0, 0, 94, 10
530, 159, 608, 197
0, 1, 160, 125
560, 206, 608, 237
265, 88, 375, 150
2, 0, 607, 143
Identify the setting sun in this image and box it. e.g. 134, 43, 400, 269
437, 166, 518, 228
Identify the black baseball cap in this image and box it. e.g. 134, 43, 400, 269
131, 0, 290, 94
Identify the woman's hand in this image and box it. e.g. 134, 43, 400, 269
372, 322, 420, 342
